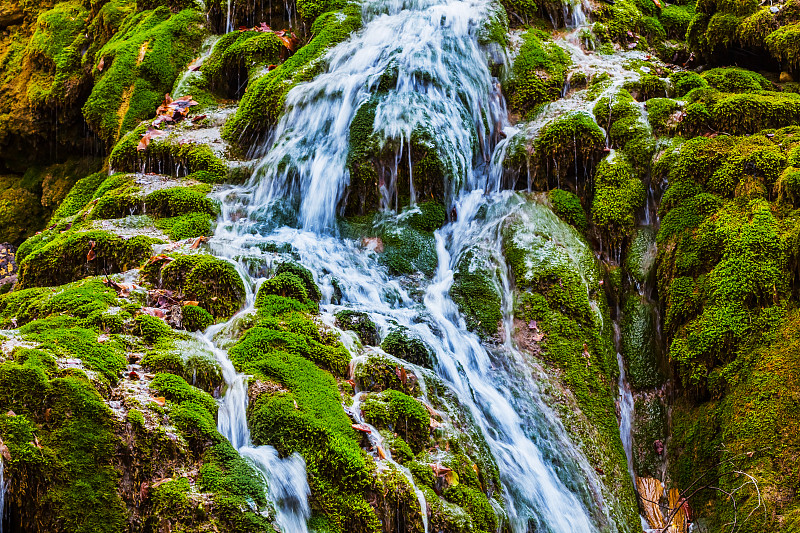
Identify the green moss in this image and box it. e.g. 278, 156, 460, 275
442, 484, 498, 533
548, 189, 587, 232
335, 310, 379, 346
133, 313, 173, 344
49, 172, 108, 224
361, 390, 430, 452
621, 294, 663, 389
151, 372, 218, 415
645, 98, 681, 134
669, 71, 709, 97
354, 355, 420, 396
0, 372, 127, 533
182, 304, 214, 331
632, 395, 667, 478
24, 1, 90, 109
223, 3, 362, 149
591, 154, 647, 244
660, 3, 696, 39
153, 212, 214, 241
701, 67, 772, 92
593, 0, 645, 42
17, 230, 157, 288
83, 7, 205, 146
110, 131, 227, 180
507, 30, 571, 116
450, 248, 503, 338
507, 111, 605, 190
144, 253, 245, 317
231, 309, 379, 532
140, 339, 223, 392
202, 30, 283, 98
0, 277, 117, 328
381, 328, 434, 368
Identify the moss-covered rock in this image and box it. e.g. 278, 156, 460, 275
17, 230, 157, 288
507, 29, 571, 117
142, 253, 245, 318
335, 309, 380, 346
381, 328, 434, 369
83, 7, 206, 147
222, 3, 363, 149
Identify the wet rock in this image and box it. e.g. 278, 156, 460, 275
335, 310, 380, 346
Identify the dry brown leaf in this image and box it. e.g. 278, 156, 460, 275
376, 446, 387, 459
183, 300, 200, 306
153, 397, 166, 407
86, 240, 97, 262
98, 57, 105, 71
352, 423, 372, 433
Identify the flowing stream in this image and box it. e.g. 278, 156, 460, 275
198, 0, 663, 529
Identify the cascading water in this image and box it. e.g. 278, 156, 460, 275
200, 0, 659, 529
617, 353, 636, 482
198, 283, 312, 532
244, 0, 516, 232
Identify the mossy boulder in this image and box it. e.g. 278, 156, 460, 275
17, 230, 157, 288
335, 310, 379, 346
450, 248, 503, 339
506, 29, 571, 117
142, 254, 245, 318
381, 328, 434, 368
83, 7, 206, 147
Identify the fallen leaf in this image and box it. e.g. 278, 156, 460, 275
6, 410, 16, 417
396, 366, 408, 384
98, 334, 110, 343
352, 423, 372, 433
377, 446, 387, 459
86, 240, 97, 261
191, 114, 207, 123
153, 397, 166, 407
430, 418, 443, 429
98, 57, 105, 71
183, 300, 200, 306
190, 236, 208, 249
142, 307, 167, 318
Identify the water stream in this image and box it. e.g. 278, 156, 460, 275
198, 279, 312, 532
196, 0, 665, 529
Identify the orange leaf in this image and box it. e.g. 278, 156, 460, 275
98, 57, 105, 71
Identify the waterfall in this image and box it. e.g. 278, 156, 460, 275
198, 288, 311, 532
243, 0, 507, 232
197, 0, 660, 528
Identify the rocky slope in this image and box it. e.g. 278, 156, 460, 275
0, 0, 799, 531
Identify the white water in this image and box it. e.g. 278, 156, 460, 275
243, 0, 519, 232
197, 0, 665, 529
198, 288, 311, 533
617, 353, 636, 482
173, 36, 220, 97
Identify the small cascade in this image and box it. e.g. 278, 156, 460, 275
348, 386, 429, 533
198, 290, 311, 533
172, 35, 220, 97
616, 353, 636, 482
245, 0, 508, 232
